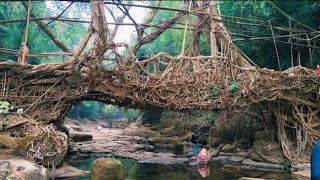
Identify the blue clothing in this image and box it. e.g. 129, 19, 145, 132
312, 143, 320, 179
192, 143, 199, 156
313, 175, 320, 180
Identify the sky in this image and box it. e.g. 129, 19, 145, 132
113, 5, 147, 43
46, 1, 148, 44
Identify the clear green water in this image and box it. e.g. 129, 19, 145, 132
67, 155, 294, 180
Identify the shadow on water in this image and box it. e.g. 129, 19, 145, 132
66, 154, 295, 180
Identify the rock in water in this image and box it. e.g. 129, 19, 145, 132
69, 133, 93, 142
91, 158, 124, 180
222, 143, 237, 153
0, 159, 48, 180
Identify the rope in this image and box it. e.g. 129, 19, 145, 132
269, 20, 281, 71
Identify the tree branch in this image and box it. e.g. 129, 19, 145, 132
142, 1, 161, 29
5, 120, 29, 130
22, 2, 71, 52
38, 2, 74, 30
267, 0, 315, 31
114, 0, 146, 37
132, 14, 183, 54
90, 1, 108, 57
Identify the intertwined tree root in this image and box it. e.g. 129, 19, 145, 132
21, 123, 68, 167
0, 114, 67, 167
0, 0, 319, 165
0, 58, 319, 163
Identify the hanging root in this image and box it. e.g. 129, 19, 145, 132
272, 102, 319, 163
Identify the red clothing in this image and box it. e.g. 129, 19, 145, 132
316, 67, 320, 75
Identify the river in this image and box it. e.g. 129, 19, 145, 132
66, 154, 296, 180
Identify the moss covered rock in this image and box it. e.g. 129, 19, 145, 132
91, 158, 124, 180
222, 143, 237, 153
249, 140, 287, 165
0, 135, 18, 148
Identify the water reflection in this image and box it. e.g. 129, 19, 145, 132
197, 164, 210, 178
66, 154, 295, 180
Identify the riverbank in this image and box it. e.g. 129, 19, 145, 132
0, 117, 311, 179
67, 120, 189, 164
65, 119, 310, 179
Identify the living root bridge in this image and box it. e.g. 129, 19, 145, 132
1, 58, 319, 165
0, 0, 319, 167
1, 57, 318, 119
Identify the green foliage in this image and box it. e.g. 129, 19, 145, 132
0, 170, 10, 178
17, 108, 23, 115
104, 104, 141, 122
163, 110, 218, 130
220, 1, 320, 69
132, 1, 198, 58
208, 113, 217, 125
104, 104, 120, 119
125, 108, 142, 122
229, 82, 240, 92
0, 101, 12, 114
68, 101, 105, 120
68, 101, 141, 122
0, 1, 87, 64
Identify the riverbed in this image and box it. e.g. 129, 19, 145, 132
65, 119, 309, 179
66, 154, 298, 180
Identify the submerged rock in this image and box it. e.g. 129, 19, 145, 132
211, 155, 245, 164
0, 159, 48, 180
242, 158, 284, 170
91, 158, 124, 180
51, 163, 89, 179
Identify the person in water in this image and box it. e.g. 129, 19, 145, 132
191, 130, 199, 156
316, 65, 320, 75
197, 163, 210, 178
197, 148, 210, 165
312, 143, 320, 179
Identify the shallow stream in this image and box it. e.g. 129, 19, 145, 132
66, 154, 297, 180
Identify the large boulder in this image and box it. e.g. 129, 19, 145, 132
249, 140, 287, 165
222, 142, 238, 153
91, 158, 124, 180
0, 159, 48, 180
